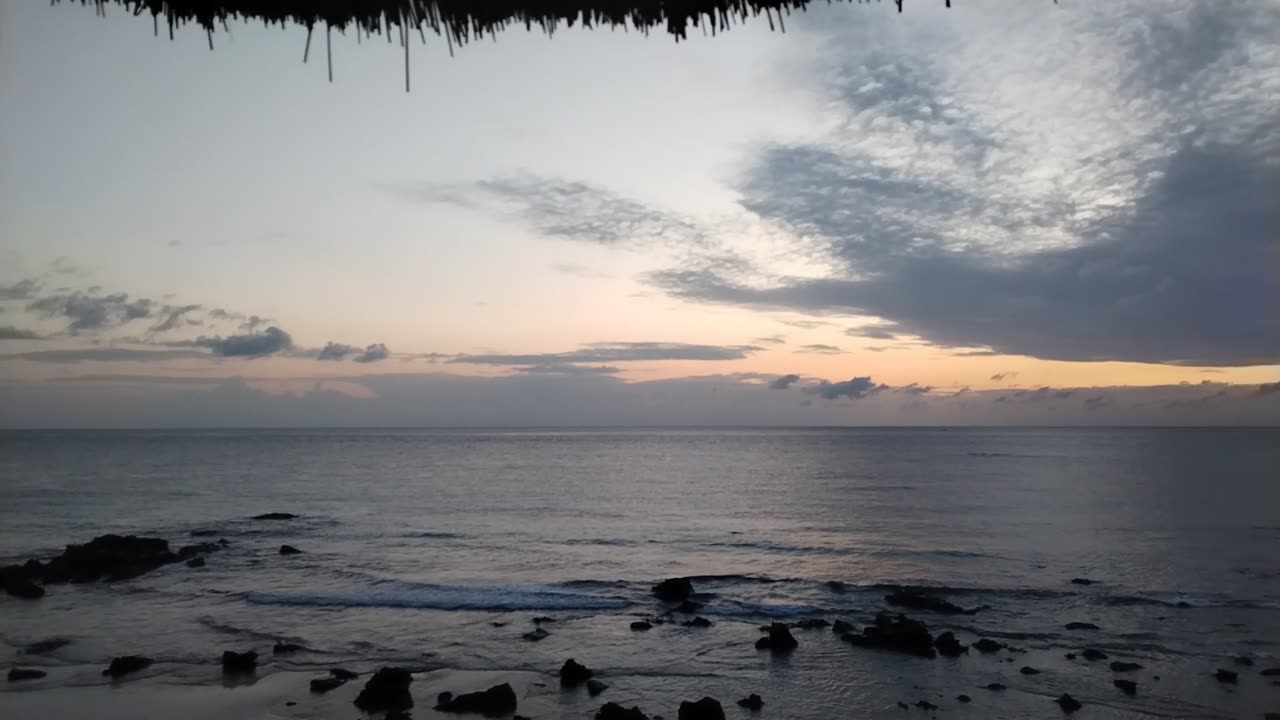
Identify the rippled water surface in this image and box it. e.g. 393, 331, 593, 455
2, 428, 1278, 718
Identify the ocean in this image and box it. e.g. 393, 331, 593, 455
2, 427, 1278, 719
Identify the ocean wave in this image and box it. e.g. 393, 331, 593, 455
245, 581, 630, 612
401, 531, 466, 540
197, 616, 289, 642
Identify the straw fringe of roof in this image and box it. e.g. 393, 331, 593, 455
56, 1, 1029, 89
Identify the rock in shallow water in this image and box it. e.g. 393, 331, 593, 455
831, 620, 855, 635
682, 616, 712, 628
103, 655, 153, 678
1020, 666, 1041, 675
1110, 661, 1143, 672
587, 679, 609, 697
436, 682, 518, 716
8, 668, 47, 682
755, 622, 798, 652
221, 651, 257, 674
678, 697, 725, 720
523, 627, 550, 642
1261, 667, 1280, 676
1082, 648, 1108, 661
310, 676, 345, 693
354, 667, 414, 711
184, 557, 205, 568
1214, 668, 1238, 684
560, 658, 593, 686
885, 588, 974, 615
652, 577, 694, 602
1065, 622, 1099, 630
630, 621, 652, 631
736, 693, 764, 710
1056, 693, 1083, 712
273, 642, 304, 655
596, 703, 649, 720
842, 612, 935, 658
1114, 679, 1137, 695
278, 545, 303, 555
1070, 578, 1095, 585
933, 631, 968, 657
330, 668, 358, 680
956, 694, 971, 703
252, 513, 298, 520
972, 638, 1006, 653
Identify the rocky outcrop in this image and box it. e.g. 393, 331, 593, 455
0, 566, 44, 598
652, 578, 694, 602
972, 638, 1006, 653
956, 694, 971, 703
831, 620, 855, 635
354, 667, 414, 711
736, 694, 764, 710
755, 622, 798, 652
678, 697, 726, 720
560, 658, 593, 687
630, 621, 652, 631
1114, 679, 1137, 694
13, 535, 180, 591
436, 682, 518, 716
8, 668, 47, 682
221, 651, 258, 673
885, 589, 974, 615
841, 613, 935, 658
1056, 693, 1082, 712
103, 655, 153, 678
278, 545, 303, 555
596, 703, 650, 720
252, 513, 298, 520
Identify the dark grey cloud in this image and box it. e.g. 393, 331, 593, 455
151, 304, 202, 333
807, 376, 888, 400
769, 373, 801, 390
900, 383, 933, 396
316, 342, 357, 361
0, 326, 43, 340
352, 343, 391, 363
990, 372, 1018, 381
519, 363, 620, 376
752, 334, 787, 345
796, 343, 845, 355
452, 341, 760, 367
846, 323, 901, 340
2, 348, 210, 363
26, 291, 154, 331
0, 279, 41, 301
197, 326, 293, 358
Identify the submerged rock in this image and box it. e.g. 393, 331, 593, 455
675, 600, 705, 614
972, 638, 1006, 653
436, 682, 518, 716
7, 668, 47, 682
915, 700, 938, 710
22, 638, 71, 655
273, 642, 304, 655
885, 588, 973, 615
252, 513, 298, 520
681, 616, 712, 628
1055, 693, 1083, 712
330, 668, 359, 681
841, 612, 935, 658
1070, 578, 1095, 585
532, 616, 556, 625
310, 676, 345, 693
103, 655, 153, 678
986, 683, 1006, 691
1214, 668, 1238, 684
792, 618, 830, 630
560, 658, 593, 687
587, 679, 609, 697
176, 542, 221, 560
630, 621, 652, 631
1082, 648, 1109, 661
1261, 667, 1280, 676
678, 697, 726, 720
1110, 661, 1143, 672
40, 535, 178, 584
831, 619, 855, 635
755, 622, 798, 652
956, 694, 971, 703
278, 545, 303, 555
354, 667, 414, 711
1114, 679, 1137, 695
736, 694, 764, 710
184, 557, 205, 568
652, 578, 695, 602
0, 570, 44, 599
933, 631, 968, 657
596, 703, 650, 720
1234, 656, 1254, 667
221, 650, 258, 673
1065, 622, 1099, 630
897, 701, 910, 710
522, 628, 550, 642
1020, 666, 1041, 675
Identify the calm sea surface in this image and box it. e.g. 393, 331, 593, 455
2, 428, 1278, 718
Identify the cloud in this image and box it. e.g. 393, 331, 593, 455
519, 363, 620, 376
197, 326, 293, 358
1, 348, 210, 363
151, 304, 202, 333
769, 373, 801, 390
0, 326, 42, 340
900, 383, 933, 396
990, 371, 1019, 381
752, 334, 787, 345
316, 342, 357, 361
796, 343, 845, 354
0, 279, 41, 301
550, 263, 611, 279
845, 323, 901, 340
26, 291, 154, 331
352, 343, 390, 363
644, 1, 1280, 367
807, 376, 889, 400
452, 341, 760, 366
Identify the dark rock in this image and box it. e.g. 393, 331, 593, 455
755, 622, 798, 652
103, 655, 153, 678
630, 621, 652, 631
675, 600, 705, 614
677, 697, 725, 720
972, 638, 1006, 653
1114, 679, 1137, 695
252, 513, 298, 520
831, 620, 855, 635
956, 694, 971, 703
491, 621, 508, 627
652, 578, 694, 602
354, 667, 414, 711
1070, 578, 1094, 585
436, 682, 518, 716
1176, 601, 1191, 608
1265, 714, 1280, 720
587, 679, 609, 697
1065, 653, 1077, 660
933, 631, 968, 657
897, 701, 909, 710
1110, 661, 1143, 672
218, 538, 231, 546
39, 535, 178, 584
386, 711, 412, 720
278, 545, 303, 555
8, 668, 47, 682
736, 694, 764, 710
1261, 668, 1280, 676
22, 638, 71, 655
681, 616, 712, 628
1020, 666, 1041, 675
330, 668, 358, 680
1215, 668, 1238, 684
1056, 693, 1083, 712
438, 691, 454, 705
310, 676, 345, 693
885, 588, 972, 615
596, 703, 650, 720
792, 618, 830, 630
222, 650, 258, 673
1065, 622, 1099, 630
841, 612, 935, 658
1082, 648, 1108, 661
2, 575, 45, 599
522, 628, 550, 642
560, 658, 593, 686
176, 542, 221, 560
986, 683, 1006, 691
1235, 656, 1254, 667
273, 642, 304, 655
285, 701, 296, 706
915, 700, 938, 710
532, 616, 556, 625
185, 557, 205, 568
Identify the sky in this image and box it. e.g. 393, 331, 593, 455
0, 0, 1277, 427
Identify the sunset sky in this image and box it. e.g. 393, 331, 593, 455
1, 0, 1277, 426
